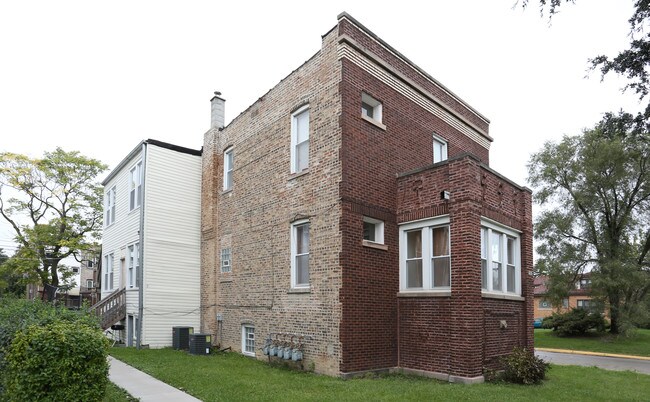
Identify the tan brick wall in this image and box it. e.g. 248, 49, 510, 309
201, 28, 343, 375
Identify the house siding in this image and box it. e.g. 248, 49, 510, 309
141, 145, 201, 347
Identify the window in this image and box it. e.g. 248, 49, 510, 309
103, 253, 114, 291
72, 267, 79, 274
432, 134, 448, 163
86, 279, 94, 288
223, 148, 234, 191
400, 217, 451, 291
361, 92, 383, 124
539, 300, 552, 309
577, 299, 592, 309
481, 220, 521, 295
291, 106, 309, 173
578, 278, 591, 289
129, 161, 143, 211
242, 325, 255, 356
562, 298, 569, 308
291, 220, 310, 288
363, 216, 384, 244
221, 248, 231, 273
105, 186, 116, 226
128, 243, 139, 288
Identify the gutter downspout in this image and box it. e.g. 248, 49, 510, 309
136, 143, 147, 349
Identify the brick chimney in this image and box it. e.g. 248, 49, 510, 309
210, 91, 225, 129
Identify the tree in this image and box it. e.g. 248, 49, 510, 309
522, 1, 650, 115
0, 148, 106, 297
0, 248, 24, 297
529, 111, 650, 334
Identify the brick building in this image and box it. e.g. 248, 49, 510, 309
201, 13, 533, 383
534, 274, 595, 319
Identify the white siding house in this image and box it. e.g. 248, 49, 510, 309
101, 139, 202, 348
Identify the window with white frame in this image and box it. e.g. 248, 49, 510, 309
400, 217, 451, 291
481, 220, 521, 295
103, 253, 114, 291
129, 161, 143, 211
291, 106, 309, 173
86, 279, 94, 288
127, 243, 139, 288
291, 220, 310, 288
105, 186, 116, 226
432, 134, 448, 163
363, 216, 384, 245
223, 147, 233, 191
221, 248, 231, 273
361, 92, 383, 124
242, 325, 255, 356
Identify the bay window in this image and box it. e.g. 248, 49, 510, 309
481, 219, 521, 296
400, 216, 450, 291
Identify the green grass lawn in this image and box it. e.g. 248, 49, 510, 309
104, 381, 136, 402
534, 328, 650, 357
110, 348, 650, 401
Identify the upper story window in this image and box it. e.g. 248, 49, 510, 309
291, 106, 309, 174
363, 216, 384, 245
291, 220, 310, 289
361, 92, 383, 124
128, 243, 139, 288
129, 161, 143, 211
86, 279, 94, 288
223, 147, 234, 191
481, 220, 521, 295
432, 134, 448, 163
105, 186, 116, 226
221, 248, 232, 273
103, 253, 114, 292
399, 216, 451, 291
578, 278, 591, 289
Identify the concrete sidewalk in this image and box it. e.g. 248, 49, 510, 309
535, 349, 650, 375
108, 356, 201, 401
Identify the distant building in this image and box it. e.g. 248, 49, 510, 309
533, 274, 594, 319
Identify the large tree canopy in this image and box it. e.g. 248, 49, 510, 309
529, 112, 650, 333
523, 0, 650, 114
0, 148, 106, 295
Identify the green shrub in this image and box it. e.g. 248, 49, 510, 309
0, 297, 101, 396
500, 347, 549, 385
4, 320, 109, 402
542, 308, 607, 336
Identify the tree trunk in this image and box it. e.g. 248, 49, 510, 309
608, 293, 620, 334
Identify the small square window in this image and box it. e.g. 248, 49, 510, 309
221, 248, 231, 273
432, 134, 448, 163
361, 93, 382, 124
363, 216, 384, 244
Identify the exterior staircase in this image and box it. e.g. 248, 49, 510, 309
91, 288, 126, 330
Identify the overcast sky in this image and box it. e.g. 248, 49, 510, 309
0, 0, 643, 252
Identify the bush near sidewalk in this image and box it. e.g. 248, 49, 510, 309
542, 308, 607, 336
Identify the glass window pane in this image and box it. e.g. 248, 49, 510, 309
363, 221, 375, 241
491, 232, 502, 262
296, 110, 309, 143
432, 257, 450, 287
507, 237, 515, 265
431, 226, 449, 256
407, 230, 422, 258
296, 254, 309, 285
296, 224, 309, 254
296, 141, 309, 172
361, 102, 374, 118
406, 259, 423, 288
481, 228, 487, 258
492, 262, 502, 291
507, 265, 515, 292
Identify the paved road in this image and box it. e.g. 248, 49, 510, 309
536, 350, 650, 375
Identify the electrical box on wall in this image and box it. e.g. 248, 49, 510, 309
216, 313, 223, 322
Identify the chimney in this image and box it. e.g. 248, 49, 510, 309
210, 91, 225, 129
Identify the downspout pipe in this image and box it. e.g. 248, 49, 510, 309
136, 142, 147, 349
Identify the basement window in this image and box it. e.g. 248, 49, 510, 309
242, 325, 255, 356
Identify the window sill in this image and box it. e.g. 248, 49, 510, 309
220, 278, 233, 283
482, 291, 524, 301
361, 114, 387, 130
288, 287, 310, 294
397, 290, 451, 298
126, 287, 139, 291
221, 189, 233, 195
288, 169, 310, 180
362, 240, 388, 251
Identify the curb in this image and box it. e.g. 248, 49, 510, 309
536, 348, 650, 361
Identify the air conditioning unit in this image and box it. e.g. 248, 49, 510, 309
189, 333, 212, 355
172, 326, 194, 350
